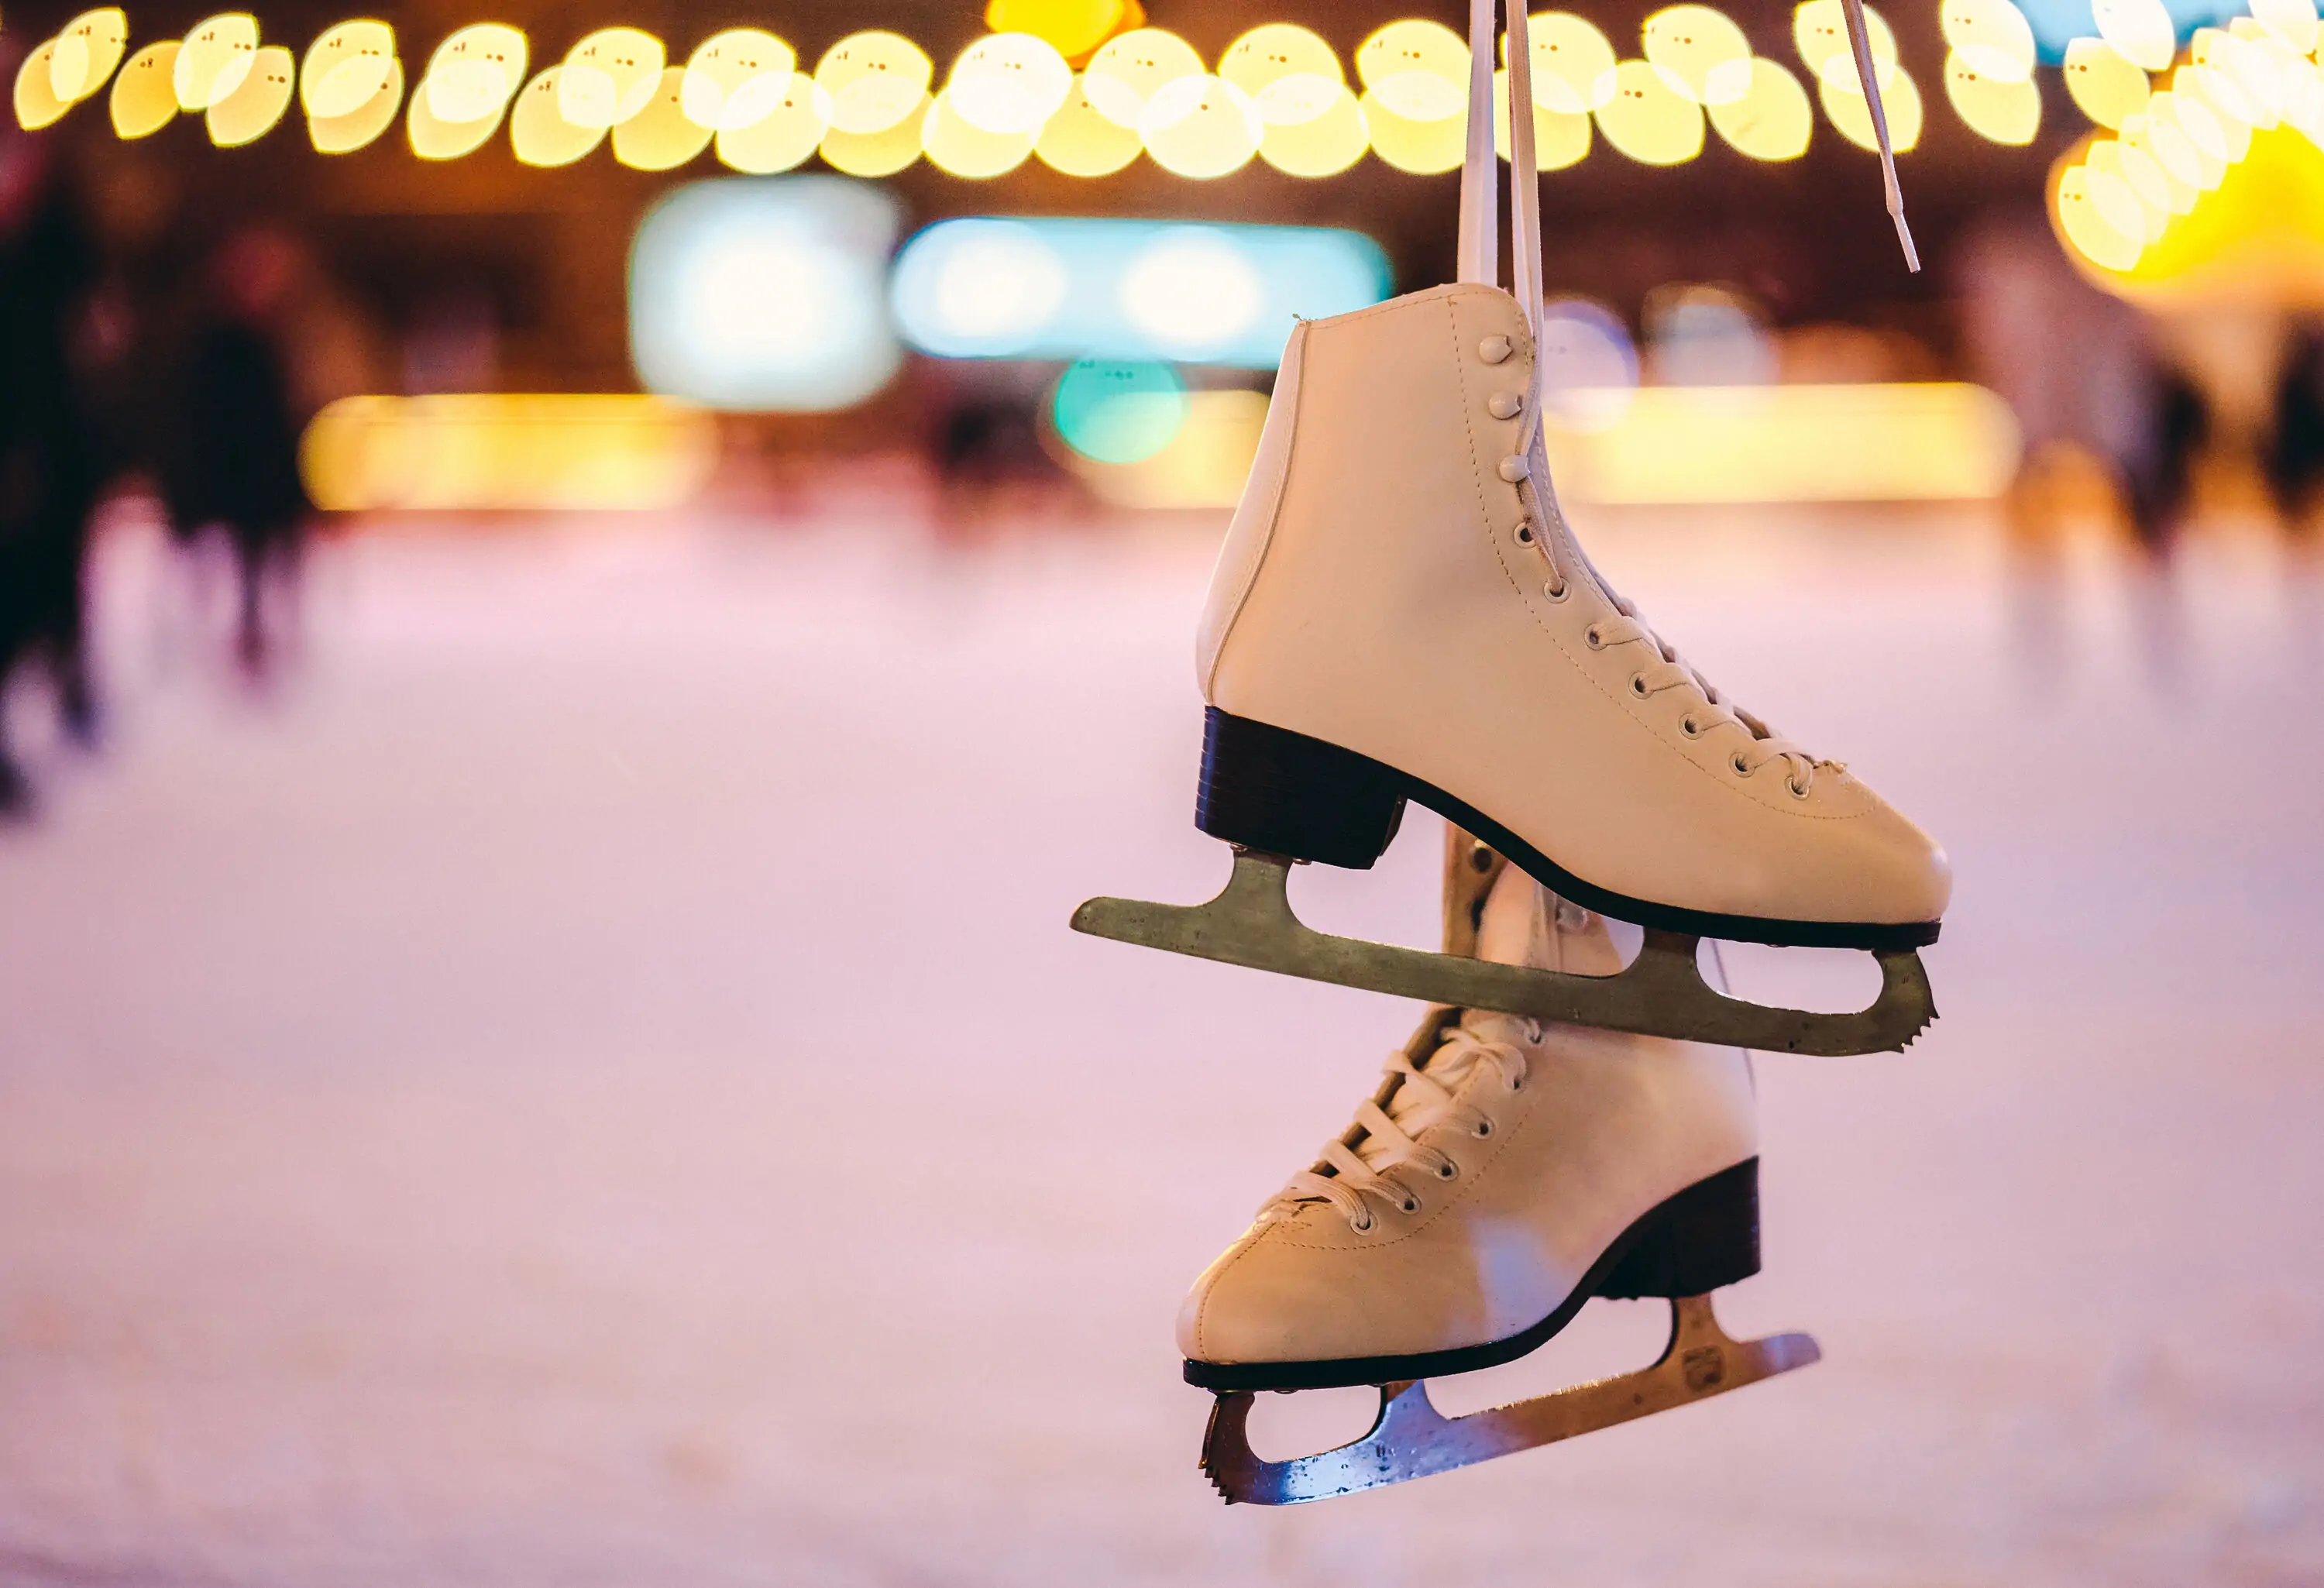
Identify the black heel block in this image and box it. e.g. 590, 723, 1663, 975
1597, 1159, 1763, 1300
1195, 708, 1407, 870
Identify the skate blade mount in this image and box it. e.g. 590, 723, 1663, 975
1071, 850, 1934, 1057
1199, 1294, 1820, 1506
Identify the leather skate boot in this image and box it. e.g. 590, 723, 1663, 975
1193, 279, 1950, 950
1179, 862, 1761, 1390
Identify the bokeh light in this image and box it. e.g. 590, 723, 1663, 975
2054, 156, 2145, 268
1642, 5, 1753, 106
1051, 359, 1188, 463
1362, 91, 1466, 171
1708, 57, 1814, 158
1260, 83, 1368, 174
407, 74, 501, 158
680, 29, 794, 132
176, 13, 260, 112
1794, 0, 1897, 91
1519, 13, 1619, 114
1138, 73, 1261, 177
50, 9, 129, 105
2064, 36, 2150, 129
1597, 57, 1705, 163
1082, 27, 1202, 127
1036, 74, 1143, 174
423, 23, 524, 124
511, 67, 607, 165
614, 67, 715, 170
1537, 297, 1639, 428
2178, 64, 2255, 159
713, 78, 827, 173
308, 57, 401, 152
985, 0, 1136, 62
821, 92, 930, 176
815, 31, 933, 135
1941, 0, 2036, 81
559, 27, 665, 130
1355, 19, 1469, 120
2121, 111, 2200, 208
109, 41, 180, 136
16, 43, 72, 131
1821, 62, 1923, 151
207, 41, 293, 145
301, 19, 395, 120
2251, 0, 2319, 54
1219, 22, 1344, 125
1495, 67, 1592, 166
1945, 51, 2041, 143
918, 89, 1030, 177
947, 33, 1074, 134
2087, 136, 2171, 235
2093, 0, 2178, 71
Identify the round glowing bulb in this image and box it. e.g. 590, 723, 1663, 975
1938, 0, 2033, 84
680, 29, 794, 132
207, 43, 293, 145
2250, 0, 2319, 57
301, 19, 395, 120
1493, 67, 1590, 166
1356, 19, 1470, 121
2064, 37, 2150, 129
1708, 57, 1813, 158
1259, 83, 1367, 174
2085, 137, 2170, 238
985, 0, 1133, 62
425, 24, 525, 124
2119, 112, 2199, 208
1597, 57, 1705, 163
559, 27, 665, 129
15, 41, 70, 131
176, 14, 259, 112
1219, 23, 1344, 125
2054, 162, 2144, 270
823, 91, 930, 174
611, 66, 713, 169
1036, 73, 1143, 174
1518, 14, 1618, 115
1642, 5, 1753, 106
1138, 73, 1260, 177
1944, 50, 2040, 143
945, 33, 1073, 134
309, 56, 401, 151
1361, 91, 1466, 171
714, 78, 827, 172
407, 71, 502, 156
2093, 0, 2177, 73
1819, 60, 1922, 150
1793, 0, 1896, 91
110, 42, 180, 136
50, 9, 128, 105
919, 88, 1033, 176
511, 66, 607, 164
1083, 28, 1203, 127
815, 31, 933, 135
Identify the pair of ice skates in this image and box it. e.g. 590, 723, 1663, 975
1074, 0, 1938, 1506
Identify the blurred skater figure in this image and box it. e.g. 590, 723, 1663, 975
2267, 327, 2324, 531
156, 229, 316, 680
0, 126, 108, 815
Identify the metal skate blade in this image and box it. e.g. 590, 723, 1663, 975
1198, 1295, 1820, 1506
1072, 851, 1934, 1057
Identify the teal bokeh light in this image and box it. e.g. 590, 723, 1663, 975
1052, 360, 1189, 464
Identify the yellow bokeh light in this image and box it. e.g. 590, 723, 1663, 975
309, 57, 401, 152
50, 9, 129, 105
946, 33, 1074, 135
1939, 0, 2034, 83
613, 66, 713, 170
1260, 83, 1368, 173
207, 42, 293, 146
301, 19, 395, 120
1139, 73, 1261, 177
1036, 73, 1143, 174
2120, 112, 2199, 211
2093, 0, 2177, 72
1494, 67, 1590, 167
407, 72, 502, 157
425, 23, 525, 124
1820, 60, 1922, 151
16, 42, 71, 131
985, 0, 1133, 63
176, 13, 259, 112
1356, 19, 1470, 121
1219, 23, 1343, 125
1518, 13, 1618, 114
680, 29, 794, 132
824, 91, 931, 174
1083, 27, 1202, 127
714, 78, 827, 173
2250, 0, 2320, 56
1642, 5, 1752, 106
1359, 91, 1466, 172
2178, 64, 2256, 161
918, 88, 1032, 176
559, 27, 664, 130
2087, 136, 2171, 238
2147, 89, 2228, 184
2064, 38, 2150, 129
1944, 50, 2040, 143
1793, 0, 1896, 91
2197, 28, 2281, 126
1708, 57, 1813, 159
2054, 159, 2146, 270
1597, 57, 1704, 163
302, 396, 717, 514
109, 41, 180, 136
511, 67, 606, 165
816, 31, 933, 135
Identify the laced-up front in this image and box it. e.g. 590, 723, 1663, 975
1262, 1022, 1533, 1234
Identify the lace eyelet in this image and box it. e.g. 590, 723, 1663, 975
1524, 1019, 1544, 1043
1629, 673, 1648, 697
1352, 1212, 1377, 1233
1543, 578, 1569, 602
1436, 1161, 1457, 1180
1788, 775, 1810, 799
1584, 626, 1604, 650
1509, 1071, 1526, 1091
1681, 717, 1701, 738
1401, 1195, 1420, 1214
1472, 1119, 1494, 1139
1731, 754, 1752, 776
1514, 521, 1534, 545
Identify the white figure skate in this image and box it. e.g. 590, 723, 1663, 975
1074, 0, 1938, 1056
1188, 837, 1819, 1505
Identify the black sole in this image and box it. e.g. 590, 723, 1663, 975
1184, 1159, 1762, 1393
1195, 708, 1941, 953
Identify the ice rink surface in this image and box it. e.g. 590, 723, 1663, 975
2, 504, 2320, 1586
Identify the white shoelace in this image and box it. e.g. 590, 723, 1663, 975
1260, 1023, 1533, 1233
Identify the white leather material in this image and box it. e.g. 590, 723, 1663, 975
1177, 871, 1758, 1366
1204, 283, 1951, 928
1196, 318, 1308, 697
